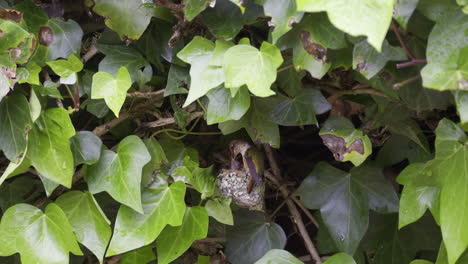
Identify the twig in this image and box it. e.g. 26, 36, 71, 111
143, 111, 204, 128
92, 112, 131, 137
396, 59, 426, 69
106, 255, 122, 264
263, 145, 322, 264
321, 85, 389, 100
392, 75, 422, 89
82, 44, 99, 63
127, 90, 165, 98
277, 64, 294, 73
391, 20, 427, 69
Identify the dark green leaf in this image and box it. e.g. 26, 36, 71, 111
394, 0, 420, 29
164, 64, 189, 96
47, 18, 83, 61
120, 246, 156, 264
205, 197, 233, 225
263, 0, 304, 43
70, 131, 103, 166
206, 86, 250, 125
185, 0, 213, 21
97, 44, 149, 82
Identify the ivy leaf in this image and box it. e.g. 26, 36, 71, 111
455, 91, 468, 129
164, 64, 189, 96
55, 191, 111, 263
120, 246, 156, 264
85, 135, 150, 213
156, 206, 209, 264
0, 94, 32, 162
263, 0, 304, 44
223, 42, 283, 97
46, 54, 83, 84
322, 253, 356, 264
97, 44, 149, 82
91, 66, 132, 117
106, 180, 186, 256
0, 19, 35, 66
177, 37, 225, 107
47, 18, 83, 61
141, 137, 168, 187
0, 203, 82, 264
27, 108, 75, 188
205, 197, 234, 225
13, 1, 48, 33
254, 249, 303, 264
185, 0, 213, 21
189, 167, 216, 199
421, 10, 468, 90
353, 40, 407, 79
296, 0, 394, 51
16, 62, 41, 85
319, 116, 373, 166
296, 162, 399, 255
209, 40, 234, 66
70, 131, 103, 166
225, 210, 287, 264
270, 88, 330, 126
393, 0, 420, 29
206, 85, 250, 125
219, 97, 281, 148
93, 0, 153, 40
0, 176, 38, 211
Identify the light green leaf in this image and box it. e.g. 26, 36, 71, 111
225, 210, 287, 264
208, 40, 234, 66
106, 180, 186, 256
185, 0, 213, 21
223, 42, 283, 97
0, 94, 32, 162
353, 40, 407, 79
85, 135, 150, 213
177, 37, 224, 107
254, 249, 303, 264
323, 253, 356, 264
410, 260, 433, 264
206, 86, 250, 125
455, 90, 468, 129
47, 18, 83, 61
97, 44, 149, 82
16, 62, 41, 85
156, 206, 209, 264
394, 0, 420, 29
93, 0, 153, 40
296, 163, 398, 255
39, 175, 60, 197
120, 246, 156, 264
55, 191, 111, 262
319, 116, 372, 166
263, 0, 304, 43
421, 10, 468, 90
0, 203, 82, 264
70, 131, 103, 166
296, 0, 394, 51
91, 66, 132, 117
270, 88, 330, 126
205, 197, 233, 225
46, 54, 83, 80
189, 167, 216, 199
27, 108, 75, 188
0, 19, 34, 65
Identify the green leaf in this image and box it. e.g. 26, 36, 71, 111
0, 94, 32, 162
323, 253, 356, 264
177, 37, 224, 107
219, 97, 280, 147
47, 18, 83, 61
55, 191, 111, 262
120, 246, 156, 264
209, 40, 234, 66
185, 0, 213, 21
97, 44, 149, 82
436, 243, 468, 264
225, 210, 287, 264
91, 66, 132, 117
205, 197, 233, 225
263, 0, 304, 43
353, 40, 407, 79
296, 162, 398, 255
421, 10, 468, 90
455, 90, 468, 128
81, 99, 110, 118
39, 174, 60, 197
0, 148, 31, 187
254, 249, 303, 264
201, 0, 263, 40
223, 42, 283, 97
397, 163, 440, 228
141, 137, 168, 187
0, 176, 38, 212
93, 0, 153, 40
393, 0, 420, 29
0, 203, 82, 264
0, 19, 34, 64
106, 180, 186, 256
16, 62, 41, 85
13, 0, 48, 33
270, 88, 330, 126
206, 85, 250, 125
70, 131, 103, 166
319, 116, 373, 166
156, 206, 209, 264
85, 135, 150, 213
189, 166, 216, 199
410, 260, 434, 264
27, 108, 75, 188
164, 64, 189, 96
296, 0, 394, 51
46, 54, 83, 83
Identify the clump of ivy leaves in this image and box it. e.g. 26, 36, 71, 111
0, 0, 467, 263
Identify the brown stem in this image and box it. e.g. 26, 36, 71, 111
64, 84, 78, 109
396, 59, 427, 69
392, 75, 422, 89
106, 255, 122, 264
391, 20, 415, 60
143, 111, 203, 128
277, 64, 294, 73
263, 145, 322, 264
126, 90, 165, 98
81, 44, 99, 63
92, 112, 131, 137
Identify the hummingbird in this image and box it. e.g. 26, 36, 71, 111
229, 140, 265, 194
